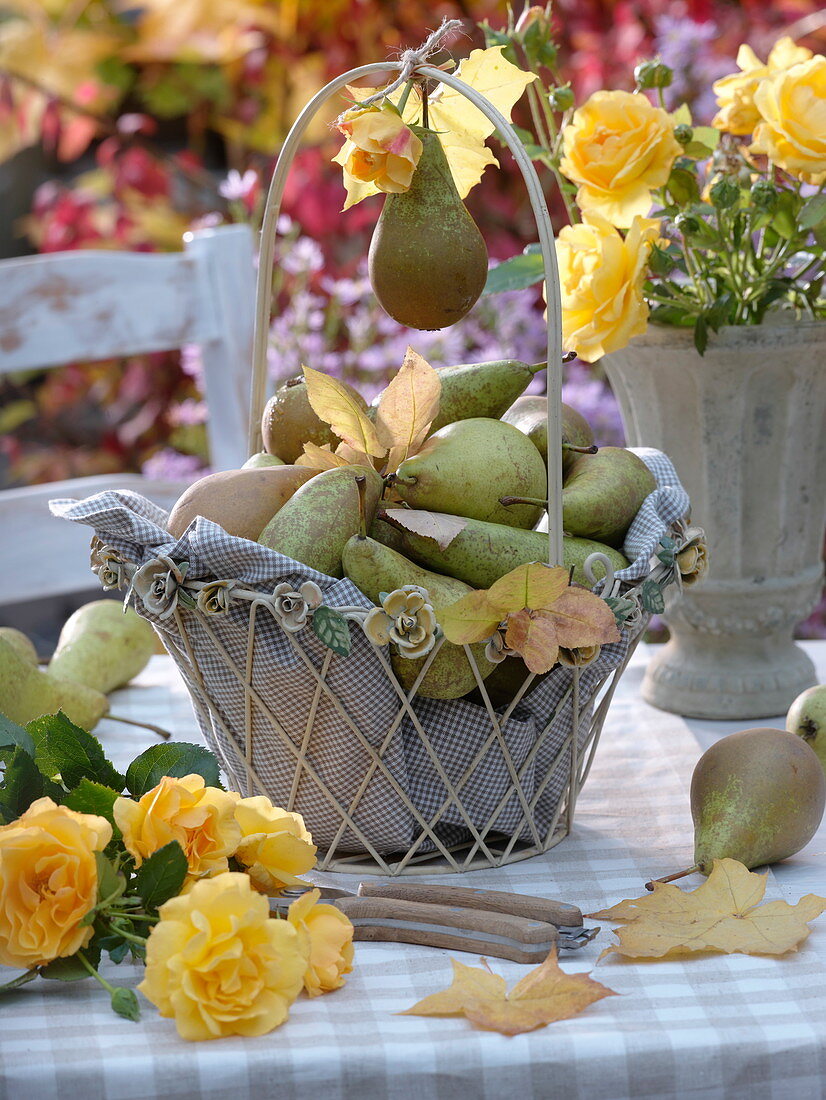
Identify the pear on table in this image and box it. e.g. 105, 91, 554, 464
48, 600, 156, 696
394, 418, 547, 530
368, 127, 488, 331
787, 684, 826, 774
258, 464, 383, 578
0, 636, 109, 731
0, 627, 38, 665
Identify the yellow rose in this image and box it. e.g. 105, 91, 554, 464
712, 37, 813, 135
559, 91, 681, 227
287, 888, 355, 997
554, 212, 661, 362
334, 105, 423, 203
233, 796, 317, 893
0, 798, 111, 969
138, 873, 307, 1040
114, 775, 240, 878
751, 57, 826, 184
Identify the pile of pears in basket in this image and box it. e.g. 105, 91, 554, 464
168, 352, 656, 702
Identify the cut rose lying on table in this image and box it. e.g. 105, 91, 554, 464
0, 718, 353, 1041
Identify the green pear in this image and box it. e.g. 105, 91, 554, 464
787, 685, 826, 773
375, 509, 629, 590
394, 418, 547, 529
167, 465, 315, 541
0, 637, 109, 731
371, 360, 546, 434
262, 376, 366, 463
342, 533, 493, 700
242, 451, 286, 469
0, 627, 38, 665
258, 465, 383, 578
562, 447, 657, 547
690, 727, 826, 874
502, 396, 596, 473
368, 127, 488, 331
49, 600, 156, 695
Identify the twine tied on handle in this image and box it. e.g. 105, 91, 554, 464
358, 17, 464, 107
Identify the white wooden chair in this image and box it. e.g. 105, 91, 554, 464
0, 224, 256, 607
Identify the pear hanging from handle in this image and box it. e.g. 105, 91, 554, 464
368, 127, 488, 331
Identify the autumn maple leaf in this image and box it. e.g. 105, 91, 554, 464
400, 950, 616, 1036
590, 858, 826, 960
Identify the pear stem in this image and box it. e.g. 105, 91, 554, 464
644, 864, 702, 891
421, 83, 429, 128
106, 714, 171, 741
354, 474, 368, 540
499, 495, 547, 509
562, 443, 599, 455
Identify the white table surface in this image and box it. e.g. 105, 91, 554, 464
2, 642, 825, 1100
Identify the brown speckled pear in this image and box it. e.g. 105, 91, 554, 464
394, 417, 547, 529
368, 127, 488, 331
502, 396, 596, 472
167, 465, 315, 542
258, 465, 383, 578
262, 376, 366, 463
690, 727, 826, 874
341, 534, 494, 700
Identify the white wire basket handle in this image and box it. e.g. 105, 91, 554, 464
248, 57, 566, 568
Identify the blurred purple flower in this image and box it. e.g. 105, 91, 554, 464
562, 360, 625, 447
219, 169, 258, 203
142, 448, 209, 482
653, 15, 733, 122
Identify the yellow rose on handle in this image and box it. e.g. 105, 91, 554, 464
0, 798, 111, 969
559, 91, 681, 228
232, 796, 317, 893
139, 873, 308, 1041
333, 105, 423, 210
554, 212, 661, 363
287, 888, 355, 997
751, 57, 826, 184
114, 775, 240, 878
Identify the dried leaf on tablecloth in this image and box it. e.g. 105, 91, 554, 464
589, 858, 826, 960
302, 365, 385, 458
375, 347, 441, 472
399, 951, 616, 1036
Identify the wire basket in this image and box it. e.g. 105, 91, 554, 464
54, 54, 695, 875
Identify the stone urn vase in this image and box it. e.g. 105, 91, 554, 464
603, 320, 826, 719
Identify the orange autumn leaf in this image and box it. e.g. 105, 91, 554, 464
375, 347, 441, 473
504, 609, 560, 674
589, 858, 826, 961
400, 951, 616, 1036
545, 587, 621, 650
302, 365, 385, 459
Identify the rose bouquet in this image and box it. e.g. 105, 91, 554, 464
482, 8, 825, 358
0, 712, 353, 1040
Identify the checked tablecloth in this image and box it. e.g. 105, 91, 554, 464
1, 644, 825, 1100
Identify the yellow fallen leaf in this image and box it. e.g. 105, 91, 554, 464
334, 441, 376, 468
440, 590, 503, 646
590, 858, 826, 960
375, 347, 441, 473
487, 563, 569, 616
295, 442, 349, 471
302, 365, 385, 459
400, 951, 616, 1036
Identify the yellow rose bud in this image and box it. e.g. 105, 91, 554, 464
751, 56, 826, 184
560, 91, 681, 227
712, 37, 813, 136
287, 888, 355, 997
334, 104, 423, 196
554, 211, 661, 362
233, 796, 317, 893
139, 873, 308, 1040
0, 798, 111, 969
114, 775, 240, 878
